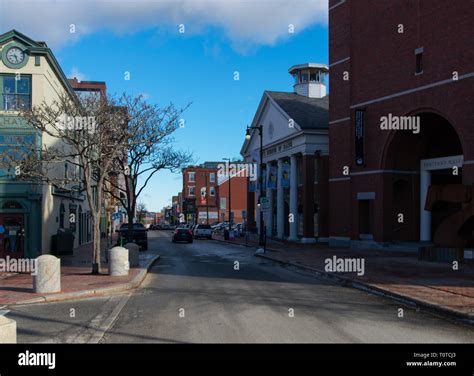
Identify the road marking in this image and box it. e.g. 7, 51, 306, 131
64, 293, 132, 344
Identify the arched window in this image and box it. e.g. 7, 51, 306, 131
2, 201, 22, 210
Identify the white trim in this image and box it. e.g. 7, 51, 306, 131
329, 177, 350, 182
329, 116, 350, 125
329, 56, 350, 67
351, 72, 474, 109
330, 169, 418, 182
329, 0, 346, 11
351, 169, 418, 176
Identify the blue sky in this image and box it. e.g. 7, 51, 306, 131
2, 0, 328, 211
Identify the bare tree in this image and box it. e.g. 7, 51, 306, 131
104, 95, 193, 243
136, 201, 147, 223
0, 92, 129, 274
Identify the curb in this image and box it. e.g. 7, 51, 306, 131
9, 255, 161, 306
254, 252, 474, 326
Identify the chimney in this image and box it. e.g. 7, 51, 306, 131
288, 63, 329, 98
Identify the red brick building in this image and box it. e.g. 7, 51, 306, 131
218, 170, 248, 225
182, 162, 220, 224
328, 0, 474, 253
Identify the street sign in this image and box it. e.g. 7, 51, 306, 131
260, 197, 270, 211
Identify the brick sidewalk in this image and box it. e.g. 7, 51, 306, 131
215, 233, 474, 320
0, 236, 159, 305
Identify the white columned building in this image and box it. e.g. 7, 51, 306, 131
241, 63, 330, 243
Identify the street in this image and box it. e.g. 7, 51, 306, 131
7, 231, 474, 343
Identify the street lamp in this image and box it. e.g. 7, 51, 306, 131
223, 157, 232, 230
245, 124, 265, 247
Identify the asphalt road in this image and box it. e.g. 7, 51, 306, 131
8, 230, 474, 343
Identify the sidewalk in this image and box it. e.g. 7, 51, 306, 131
214, 233, 474, 324
0, 237, 160, 306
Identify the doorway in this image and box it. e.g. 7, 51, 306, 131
0, 213, 25, 259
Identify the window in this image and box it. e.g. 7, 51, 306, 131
210, 186, 215, 196
300, 71, 309, 83
309, 71, 320, 82
415, 47, 423, 74
1, 74, 31, 111
188, 186, 195, 196
188, 172, 195, 182
209, 172, 215, 183
59, 203, 65, 229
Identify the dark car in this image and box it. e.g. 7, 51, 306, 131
117, 223, 148, 250
172, 227, 193, 243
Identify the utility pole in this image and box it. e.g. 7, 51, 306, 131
245, 125, 265, 247
223, 158, 232, 229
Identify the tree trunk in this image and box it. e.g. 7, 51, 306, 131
91, 212, 102, 274
127, 209, 134, 244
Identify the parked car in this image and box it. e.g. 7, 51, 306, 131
193, 224, 213, 239
150, 224, 162, 230
233, 223, 244, 237
172, 227, 193, 243
116, 223, 148, 250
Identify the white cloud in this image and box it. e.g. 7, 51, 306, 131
1, 0, 327, 52
68, 67, 88, 82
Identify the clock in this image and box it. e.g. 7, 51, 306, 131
6, 46, 25, 65
2, 43, 28, 68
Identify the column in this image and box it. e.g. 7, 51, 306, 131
266, 162, 273, 237
288, 155, 298, 241
256, 164, 262, 235
277, 159, 285, 239
301, 154, 316, 243
420, 169, 431, 242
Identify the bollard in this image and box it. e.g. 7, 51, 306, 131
123, 243, 140, 268
0, 315, 17, 343
108, 247, 129, 276
33, 255, 61, 293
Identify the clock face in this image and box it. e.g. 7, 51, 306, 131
6, 47, 25, 65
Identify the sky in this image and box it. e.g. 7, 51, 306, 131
0, 0, 329, 211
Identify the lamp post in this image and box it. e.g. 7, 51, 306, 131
245, 125, 265, 247
223, 158, 232, 230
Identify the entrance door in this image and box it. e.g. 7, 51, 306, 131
0, 214, 25, 259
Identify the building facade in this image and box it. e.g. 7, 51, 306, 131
241, 63, 329, 242
0, 30, 93, 259
217, 167, 248, 225
328, 0, 474, 252
182, 162, 220, 224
